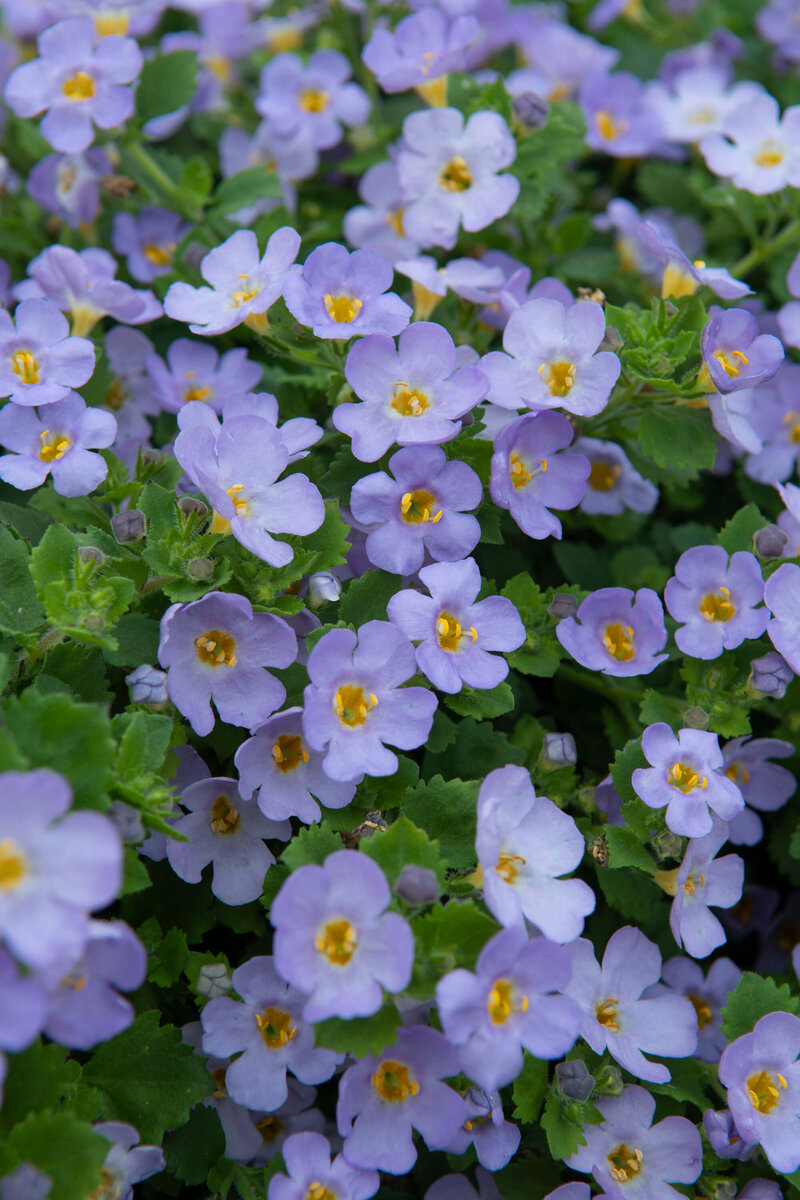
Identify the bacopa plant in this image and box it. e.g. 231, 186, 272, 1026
2, 1, 800, 1199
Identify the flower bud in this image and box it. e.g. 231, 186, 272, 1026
139, 448, 164, 467
107, 800, 146, 843
511, 91, 549, 130
753, 523, 788, 559
178, 496, 209, 518
126, 663, 169, 707
540, 731, 577, 769
682, 706, 708, 729
595, 1063, 623, 1095
111, 509, 146, 544
84, 613, 104, 632
197, 962, 232, 999
78, 546, 105, 565
653, 830, 683, 861
548, 593, 579, 621
187, 557, 214, 581
394, 864, 440, 906
749, 650, 794, 698
307, 571, 342, 610
555, 1059, 595, 1102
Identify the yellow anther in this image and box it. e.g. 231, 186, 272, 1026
747, 1070, 784, 1113
305, 1184, 336, 1200
0, 839, 27, 891
595, 111, 629, 141
436, 611, 465, 653
38, 429, 72, 463
272, 734, 308, 774
386, 207, 406, 236
470, 626, 478, 641
725, 761, 750, 786
399, 488, 440, 524
391, 383, 429, 416
324, 293, 362, 323
754, 142, 785, 168
334, 684, 376, 727
713, 349, 750, 379
315, 918, 358, 966
487, 978, 529, 1025
667, 761, 706, 794
143, 242, 175, 267
589, 461, 622, 492
495, 851, 525, 884
603, 622, 635, 662
699, 588, 736, 623
299, 89, 330, 112
63, 71, 95, 101
595, 996, 620, 1032
687, 993, 712, 1029
538, 359, 576, 398
11, 349, 40, 384
195, 629, 237, 668
231, 275, 260, 307
210, 794, 240, 835
439, 155, 472, 192
226, 483, 249, 518
607, 1145, 643, 1183
372, 1060, 419, 1102
255, 1007, 297, 1048
184, 385, 213, 404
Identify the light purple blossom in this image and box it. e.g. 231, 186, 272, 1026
146, 337, 261, 415
777, 251, 800, 351
112, 206, 191, 283
0, 769, 122, 969
268, 1132, 379, 1200
256, 50, 370, 151
743, 365, 800, 482
350, 444, 482, 576
656, 817, 745, 958
646, 66, 767, 145
647, 955, 742, 1062
719, 1011, 800, 1173
362, 7, 478, 97
218, 122, 314, 227
0, 947, 47, 1059
0, 390, 116, 497
284, 242, 411, 339
201, 955, 341, 1112
158, 590, 297, 737
164, 227, 301, 337
703, 1106, 757, 1161
564, 927, 698, 1084
443, 1089, 520, 1171
336, 321, 487, 462
336, 1024, 468, 1174
343, 161, 421, 264
700, 93, 800, 194
723, 736, 796, 846
556, 587, 668, 677
387, 557, 524, 693
475, 251, 573, 331
166, 777, 289, 906
4, 17, 142, 152
758, 0, 800, 60
236, 707, 358, 824
490, 411, 590, 539
579, 72, 665, 158
475, 763, 596, 943
764, 562, 800, 673
271, 849, 414, 1021
302, 621, 437, 782
176, 391, 322, 466
395, 107, 519, 250
701, 307, 784, 395
481, 299, 621, 418
633, 723, 744, 837
575, 437, 659, 516
27, 147, 112, 229
635, 218, 752, 300
664, 545, 768, 660
508, 18, 618, 104
0, 298, 94, 406
91, 1123, 164, 1200
396, 255, 504, 322
567, 1085, 702, 1199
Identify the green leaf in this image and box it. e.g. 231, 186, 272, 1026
717, 503, 765, 554
604, 825, 655, 875
610, 738, 648, 807
650, 1057, 716, 1111
2, 1111, 111, 1200
163, 1104, 225, 1185
137, 50, 197, 122
103, 613, 161, 668
121, 846, 152, 897
444, 681, 515, 720
639, 689, 682, 730
209, 167, 282, 216
113, 711, 173, 781
512, 1054, 548, 1123
82, 1011, 212, 1142
0, 1041, 81, 1133
149, 927, 190, 988
313, 1003, 401, 1058
409, 900, 500, 998
540, 1090, 587, 1161
339, 569, 398, 624
401, 775, 479, 870
425, 717, 526, 778
0, 525, 45, 634
361, 815, 445, 886
281, 822, 342, 870
637, 406, 718, 473
721, 973, 800, 1043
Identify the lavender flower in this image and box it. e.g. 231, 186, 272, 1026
655, 817, 745, 958
336, 321, 487, 461
271, 849, 414, 1021
158, 591, 297, 737
283, 242, 411, 339
350, 444, 482, 576
0, 769, 121, 968
362, 8, 478, 102
765, 563, 800, 673
396, 254, 504, 321
387, 557, 524, 693
395, 107, 519, 250
744, 365, 800, 482
268, 1132, 379, 1200
437, 926, 581, 1090
112, 206, 191, 284
701, 307, 784, 395
703, 1106, 757, 1161
343, 161, 420, 264
256, 50, 370, 151
201, 956, 341, 1111
719, 1011, 800, 1173
564, 927, 698, 1084
28, 147, 111, 229
443, 1089, 520, 1171
475, 764, 595, 943
0, 391, 116, 496
302, 621, 437, 782
509, 19, 618, 104
700, 93, 800, 194
481, 299, 621, 418
166, 777, 289, 906
579, 72, 665, 158
90, 1123, 164, 1200
646, 66, 767, 146
490, 411, 590, 539
574, 437, 659, 515
633, 723, 745, 837
4, 17, 142, 152
723, 736, 796, 846
336, 1025, 468, 1174
648, 955, 742, 1062
0, 298, 94, 406
556, 587, 668, 677
664, 545, 768, 659
146, 337, 261, 415
777, 251, 800, 351
0, 947, 47, 1058
636, 219, 752, 300
164, 227, 301, 337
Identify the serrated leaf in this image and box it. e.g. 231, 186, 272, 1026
313, 1003, 401, 1058
163, 1104, 225, 1185
361, 815, 444, 886
444, 680, 515, 720
639, 689, 682, 730
604, 825, 655, 875
0, 1041, 81, 1133
339, 569, 398, 625
401, 775, 479, 869
717, 503, 765, 554
0, 525, 45, 634
2, 1110, 111, 1200
149, 927, 189, 987
113, 711, 173, 781
512, 1053, 548, 1123
721, 972, 800, 1043
281, 822, 342, 870
540, 1090, 588, 1160
638, 406, 717, 473
410, 900, 500, 998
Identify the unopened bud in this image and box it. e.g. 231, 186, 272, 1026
197, 962, 232, 999
548, 593, 578, 621
112, 509, 146, 543
126, 663, 169, 707
394, 864, 440, 906
307, 571, 342, 610
753, 523, 788, 559
178, 496, 209, 518
541, 731, 577, 768
710, 1183, 737, 1200
78, 545, 105, 565
187, 557, 214, 581
654, 830, 683, 860
139, 448, 164, 467
555, 1059, 595, 1102
595, 1063, 623, 1095
683, 706, 708, 729
749, 650, 794, 699
107, 800, 146, 843
511, 91, 549, 130
84, 613, 104, 632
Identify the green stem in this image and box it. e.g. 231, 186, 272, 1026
733, 217, 800, 278
126, 141, 204, 223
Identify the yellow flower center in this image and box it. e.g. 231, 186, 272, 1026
747, 1069, 788, 1113
104, 380, 127, 410
754, 141, 785, 168
662, 262, 699, 300
269, 27, 303, 53
386, 207, 406, 236
305, 1184, 336, 1200
509, 451, 532, 489
63, 71, 95, 101
783, 410, 800, 443
255, 1006, 297, 1048
299, 88, 330, 113
391, 382, 429, 417
725, 761, 750, 786
372, 1060, 419, 1103
184, 386, 213, 404
435, 611, 478, 653
231, 275, 260, 307
589, 461, 622, 492
210, 794, 240, 835
11, 349, 40, 384
143, 242, 175, 267
0, 839, 27, 891
195, 629, 237, 668
399, 489, 442, 524
272, 733, 309, 773
607, 1143, 643, 1183
315, 918, 358, 966
667, 761, 708, 793
596, 111, 629, 141
38, 429, 72, 463
324, 293, 362, 323
687, 993, 712, 1030
713, 349, 749, 379
603, 623, 635, 662
538, 359, 576, 397
95, 10, 129, 36
487, 977, 529, 1025
226, 483, 249, 518
700, 587, 736, 622
595, 996, 620, 1032
333, 684, 378, 727
87, 1166, 119, 1200
256, 1114, 285, 1142
439, 155, 472, 192
495, 851, 525, 884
